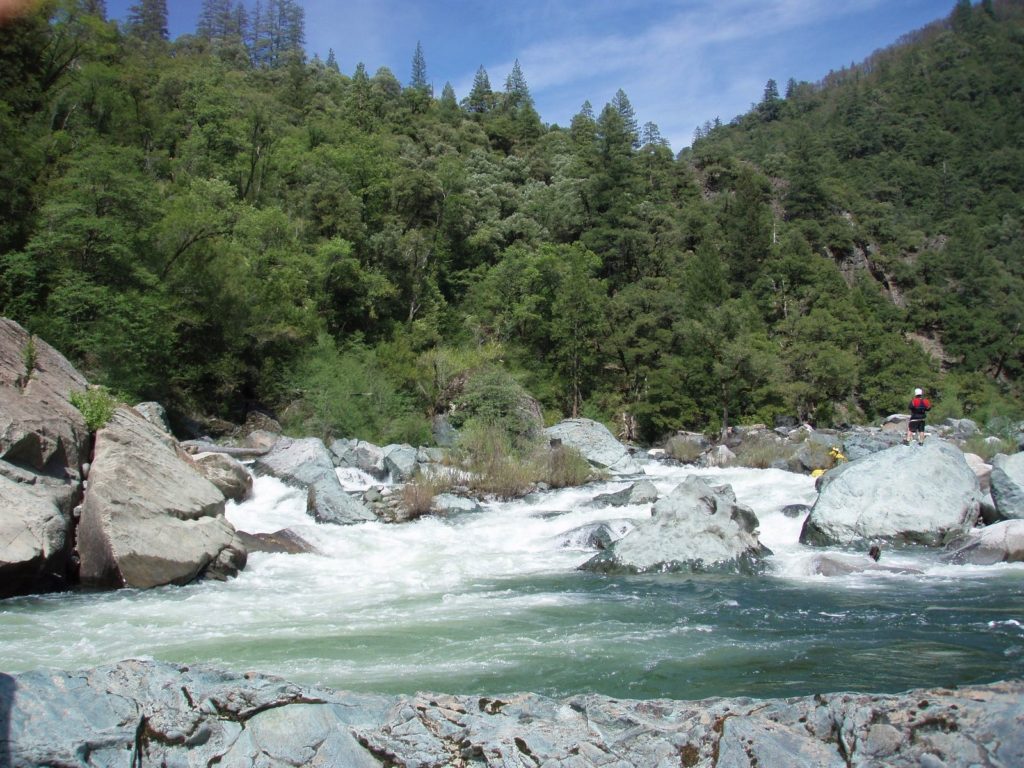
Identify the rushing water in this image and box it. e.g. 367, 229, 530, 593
2, 460, 1023, 701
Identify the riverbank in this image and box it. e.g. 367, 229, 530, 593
6, 658, 1022, 767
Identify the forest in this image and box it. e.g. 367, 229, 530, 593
1, 0, 1022, 450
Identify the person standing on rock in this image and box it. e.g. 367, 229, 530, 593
905, 387, 931, 445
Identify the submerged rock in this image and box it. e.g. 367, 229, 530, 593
7, 659, 1023, 768
581, 476, 771, 574
801, 441, 981, 547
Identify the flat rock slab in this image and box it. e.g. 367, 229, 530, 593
5, 660, 1023, 768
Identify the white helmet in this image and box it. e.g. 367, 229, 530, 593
914, 388, 923, 396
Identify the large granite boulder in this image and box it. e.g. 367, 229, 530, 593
76, 406, 246, 589
943, 520, 1024, 565
801, 441, 981, 547
7, 659, 1023, 768
253, 437, 374, 524
581, 475, 771, 574
545, 418, 640, 475
0, 468, 78, 598
989, 452, 1024, 520
0, 318, 90, 475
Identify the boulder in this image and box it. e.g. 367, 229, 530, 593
11, 660, 1022, 768
800, 441, 981, 547
581, 476, 771, 574
545, 418, 640, 475
0, 318, 90, 475
0, 468, 78, 598
193, 451, 253, 502
253, 437, 374, 525
76, 406, 246, 589
382, 443, 419, 482
588, 479, 658, 508
989, 452, 1024, 520
945, 417, 980, 440
701, 444, 736, 467
330, 438, 387, 479
944, 520, 1024, 565
962, 452, 992, 494
781, 503, 812, 518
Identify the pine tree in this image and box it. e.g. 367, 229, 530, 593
326, 48, 339, 72
127, 0, 168, 42
409, 41, 429, 92
610, 89, 639, 148
464, 65, 493, 113
503, 59, 532, 109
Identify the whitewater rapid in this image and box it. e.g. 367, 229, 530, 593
2, 459, 1022, 700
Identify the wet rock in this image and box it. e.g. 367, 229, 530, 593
801, 441, 981, 547
581, 476, 770, 574
431, 493, 483, 516
235, 529, 317, 555
558, 519, 636, 550
254, 437, 374, 525
330, 439, 387, 479
588, 479, 658, 508
943, 520, 1024, 565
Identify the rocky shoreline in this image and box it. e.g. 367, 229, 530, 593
4, 659, 1022, 768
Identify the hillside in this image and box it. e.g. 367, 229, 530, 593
0, 0, 1021, 446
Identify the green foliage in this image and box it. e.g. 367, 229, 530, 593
19, 334, 37, 388
281, 334, 428, 445
69, 386, 119, 431
0, 0, 1021, 441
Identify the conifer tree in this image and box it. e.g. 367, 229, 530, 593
610, 89, 639, 148
127, 0, 168, 42
82, 0, 107, 17
326, 48, 339, 72
464, 65, 493, 113
409, 41, 429, 92
503, 59, 532, 109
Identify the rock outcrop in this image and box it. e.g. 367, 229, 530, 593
253, 436, 375, 524
801, 441, 981, 547
0, 318, 90, 475
581, 476, 771, 574
545, 418, 640, 475
6, 659, 1022, 768
76, 406, 246, 588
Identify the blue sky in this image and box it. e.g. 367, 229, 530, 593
105, 0, 956, 150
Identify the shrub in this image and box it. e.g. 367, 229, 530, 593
664, 435, 706, 464
535, 443, 594, 488
454, 420, 535, 498
727, 434, 794, 469
19, 335, 37, 388
400, 468, 458, 519
960, 435, 1016, 462
70, 386, 119, 431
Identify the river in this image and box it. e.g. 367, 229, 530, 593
2, 460, 1022, 701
